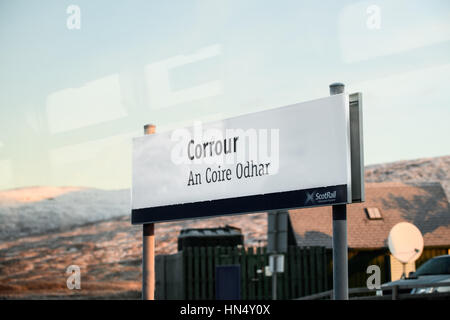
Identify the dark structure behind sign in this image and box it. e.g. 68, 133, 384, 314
177, 225, 243, 251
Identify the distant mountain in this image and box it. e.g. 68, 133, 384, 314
365, 155, 450, 202
0, 155, 448, 242
0, 187, 130, 241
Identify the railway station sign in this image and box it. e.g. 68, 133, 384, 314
132, 93, 363, 224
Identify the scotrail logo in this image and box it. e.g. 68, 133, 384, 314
305, 190, 337, 205
305, 192, 315, 205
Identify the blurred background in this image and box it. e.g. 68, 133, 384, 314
0, 0, 449, 300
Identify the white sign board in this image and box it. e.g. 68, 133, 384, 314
132, 94, 352, 224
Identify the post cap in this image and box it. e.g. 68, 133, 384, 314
144, 124, 156, 135
329, 83, 345, 95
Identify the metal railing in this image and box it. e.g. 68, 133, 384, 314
296, 281, 450, 300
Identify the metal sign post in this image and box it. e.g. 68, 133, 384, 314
268, 254, 284, 300
268, 210, 288, 300
142, 124, 156, 300
330, 83, 349, 300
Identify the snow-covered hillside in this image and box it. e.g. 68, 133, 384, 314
0, 155, 448, 241
365, 155, 450, 202
0, 187, 130, 240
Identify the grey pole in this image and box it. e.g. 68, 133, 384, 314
143, 124, 156, 300
271, 211, 278, 301
272, 269, 277, 300
329, 83, 349, 300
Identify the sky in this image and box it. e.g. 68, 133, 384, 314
0, 0, 449, 190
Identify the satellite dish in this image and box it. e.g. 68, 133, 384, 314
388, 222, 424, 264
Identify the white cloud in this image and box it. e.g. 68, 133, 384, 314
46, 74, 128, 134
50, 131, 139, 166
347, 63, 450, 109
145, 44, 223, 110
347, 63, 450, 164
339, 1, 450, 63
49, 131, 139, 189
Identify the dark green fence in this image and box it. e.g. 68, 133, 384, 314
182, 245, 328, 300
155, 246, 450, 300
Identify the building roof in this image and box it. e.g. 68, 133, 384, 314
178, 225, 242, 238
288, 182, 450, 249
